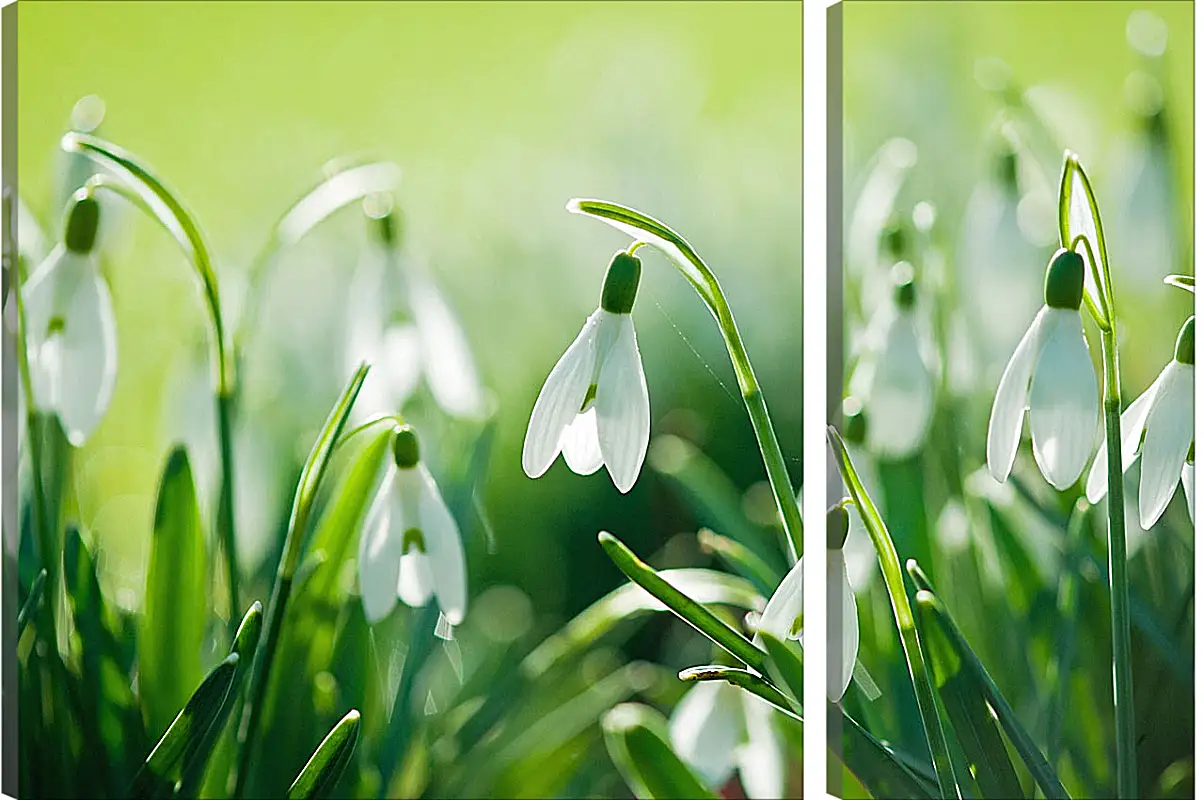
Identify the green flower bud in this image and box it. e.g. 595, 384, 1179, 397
842, 397, 867, 446
1174, 316, 1194, 366
1043, 249, 1085, 311
393, 424, 421, 469
600, 251, 642, 315
891, 261, 917, 310
64, 191, 100, 254
827, 503, 850, 550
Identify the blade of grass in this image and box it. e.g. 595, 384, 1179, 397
17, 568, 45, 640
834, 703, 938, 800
759, 632, 803, 708
908, 562, 1069, 800
286, 710, 362, 800
697, 528, 780, 598
601, 702, 717, 800
232, 363, 369, 796
828, 427, 959, 798
678, 665, 800, 720
597, 531, 765, 670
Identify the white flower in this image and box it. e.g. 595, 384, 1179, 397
849, 267, 936, 459
1086, 316, 1194, 529
827, 547, 858, 703
22, 193, 117, 446
757, 557, 802, 646
358, 425, 467, 626
668, 681, 786, 799
987, 249, 1098, 491
522, 251, 649, 493
346, 209, 485, 421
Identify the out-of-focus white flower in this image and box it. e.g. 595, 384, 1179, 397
668, 681, 787, 799
849, 264, 936, 459
346, 206, 485, 421
358, 425, 467, 626
22, 192, 117, 446
1086, 316, 1194, 529
522, 251, 649, 493
987, 249, 1098, 490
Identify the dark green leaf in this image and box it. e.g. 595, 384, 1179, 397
286, 710, 362, 800
601, 703, 716, 800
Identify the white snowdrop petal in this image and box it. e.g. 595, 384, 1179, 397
1068, 167, 1106, 315
358, 467, 404, 624
559, 407, 604, 475
522, 312, 600, 479
397, 551, 434, 608
1028, 309, 1098, 490
668, 680, 742, 788
356, 324, 421, 419
987, 308, 1048, 483
22, 246, 76, 415
58, 270, 118, 446
737, 692, 788, 800
412, 273, 486, 418
1182, 462, 1195, 525
595, 314, 650, 493
827, 550, 858, 702
867, 312, 934, 458
416, 465, 468, 625
757, 558, 802, 644
1138, 363, 1193, 529
1085, 372, 1162, 503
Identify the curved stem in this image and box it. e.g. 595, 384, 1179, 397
63, 135, 242, 629
569, 200, 801, 563
1101, 327, 1136, 798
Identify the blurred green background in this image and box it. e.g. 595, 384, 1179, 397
17, 1, 802, 625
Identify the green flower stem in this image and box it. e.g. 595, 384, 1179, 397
828, 428, 959, 799
1101, 326, 1137, 799
597, 532, 766, 671
570, 200, 801, 563
232, 363, 369, 797
63, 133, 242, 631
678, 665, 801, 720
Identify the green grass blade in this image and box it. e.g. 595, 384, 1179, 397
129, 654, 240, 798
914, 590, 1023, 799
759, 632, 803, 708
598, 531, 765, 669
140, 446, 209, 741
17, 568, 46, 640
601, 703, 717, 800
697, 528, 781, 598
908, 563, 1070, 800
835, 704, 937, 800
286, 710, 362, 800
678, 665, 800, 720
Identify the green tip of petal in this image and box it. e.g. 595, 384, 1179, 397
1175, 316, 1194, 365
827, 503, 850, 549
600, 251, 642, 314
402, 527, 426, 554
842, 397, 867, 446
1044, 249, 1085, 310
64, 191, 100, 254
393, 424, 420, 468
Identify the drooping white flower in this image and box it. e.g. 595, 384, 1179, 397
22, 192, 117, 446
849, 265, 936, 459
358, 425, 467, 625
522, 251, 649, 493
987, 249, 1099, 490
346, 206, 485, 421
668, 681, 787, 799
1086, 316, 1194, 529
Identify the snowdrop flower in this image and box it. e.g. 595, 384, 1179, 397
347, 204, 485, 421
825, 504, 858, 703
987, 249, 1099, 490
522, 250, 649, 493
669, 680, 786, 799
849, 264, 936, 459
1086, 316, 1194, 529
22, 191, 117, 446
358, 425, 467, 626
